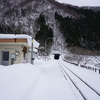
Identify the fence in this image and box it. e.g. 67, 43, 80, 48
64, 60, 100, 74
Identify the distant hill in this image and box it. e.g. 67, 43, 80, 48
0, 0, 100, 53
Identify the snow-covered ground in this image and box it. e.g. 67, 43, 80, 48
0, 57, 100, 100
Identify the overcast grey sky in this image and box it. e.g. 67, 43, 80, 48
56, 0, 100, 6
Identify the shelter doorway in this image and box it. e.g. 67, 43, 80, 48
2, 51, 9, 66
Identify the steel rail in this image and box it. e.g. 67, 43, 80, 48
58, 62, 87, 100
59, 61, 100, 96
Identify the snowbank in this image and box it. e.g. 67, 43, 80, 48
0, 63, 41, 100
1, 58, 100, 100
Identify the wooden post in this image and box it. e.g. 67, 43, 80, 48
99, 69, 100, 74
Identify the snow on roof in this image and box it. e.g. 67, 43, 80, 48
0, 34, 40, 48
0, 34, 31, 39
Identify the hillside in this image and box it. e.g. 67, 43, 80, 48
0, 0, 100, 54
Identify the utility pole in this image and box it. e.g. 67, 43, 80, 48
31, 37, 34, 64
31, 24, 35, 64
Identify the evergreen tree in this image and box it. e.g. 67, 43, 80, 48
55, 11, 100, 51
35, 13, 53, 46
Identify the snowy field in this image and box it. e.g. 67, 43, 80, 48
0, 57, 100, 100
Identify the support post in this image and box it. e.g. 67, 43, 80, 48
31, 38, 34, 64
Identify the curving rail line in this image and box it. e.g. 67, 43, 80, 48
58, 61, 100, 100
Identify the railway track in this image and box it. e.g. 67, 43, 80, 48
58, 61, 100, 100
